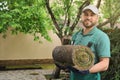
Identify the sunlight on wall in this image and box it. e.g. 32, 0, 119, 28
0, 31, 61, 60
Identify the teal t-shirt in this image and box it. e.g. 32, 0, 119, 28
70, 27, 111, 80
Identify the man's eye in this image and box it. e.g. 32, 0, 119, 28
84, 14, 88, 16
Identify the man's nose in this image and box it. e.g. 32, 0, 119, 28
86, 16, 91, 19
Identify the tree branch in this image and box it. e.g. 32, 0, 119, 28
70, 0, 90, 34
45, 0, 61, 32
96, 0, 101, 8
97, 13, 120, 28
64, 0, 73, 35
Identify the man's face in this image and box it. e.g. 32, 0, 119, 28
81, 9, 99, 28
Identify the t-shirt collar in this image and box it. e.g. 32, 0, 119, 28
81, 26, 97, 36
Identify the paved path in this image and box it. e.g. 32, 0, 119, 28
0, 69, 53, 80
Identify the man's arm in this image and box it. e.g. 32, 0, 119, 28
89, 57, 110, 73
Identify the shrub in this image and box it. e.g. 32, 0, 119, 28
101, 28, 120, 80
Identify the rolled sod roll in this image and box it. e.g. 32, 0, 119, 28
52, 45, 95, 70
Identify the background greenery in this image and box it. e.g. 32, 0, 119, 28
0, 0, 120, 79
101, 29, 120, 80
0, 0, 52, 42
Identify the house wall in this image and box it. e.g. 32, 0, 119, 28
0, 30, 61, 60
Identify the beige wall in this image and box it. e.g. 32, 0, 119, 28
0, 31, 61, 60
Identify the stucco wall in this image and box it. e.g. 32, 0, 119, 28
0, 31, 61, 60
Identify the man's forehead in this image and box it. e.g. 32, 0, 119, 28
83, 9, 96, 14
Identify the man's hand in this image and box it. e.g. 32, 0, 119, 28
67, 66, 89, 74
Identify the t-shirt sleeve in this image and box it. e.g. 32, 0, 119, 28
96, 33, 111, 57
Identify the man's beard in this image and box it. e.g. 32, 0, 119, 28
82, 20, 96, 28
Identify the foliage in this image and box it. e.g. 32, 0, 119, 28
0, 0, 52, 41
51, 0, 82, 23
45, 0, 93, 44
0, 0, 120, 79
100, 0, 120, 28
101, 29, 120, 80
47, 0, 120, 44
1, 0, 120, 42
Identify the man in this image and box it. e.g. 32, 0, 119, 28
70, 5, 111, 80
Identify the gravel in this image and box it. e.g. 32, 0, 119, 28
0, 69, 53, 80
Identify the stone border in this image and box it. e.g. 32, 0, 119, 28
0, 59, 54, 66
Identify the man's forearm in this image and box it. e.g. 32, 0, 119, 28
89, 58, 109, 73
